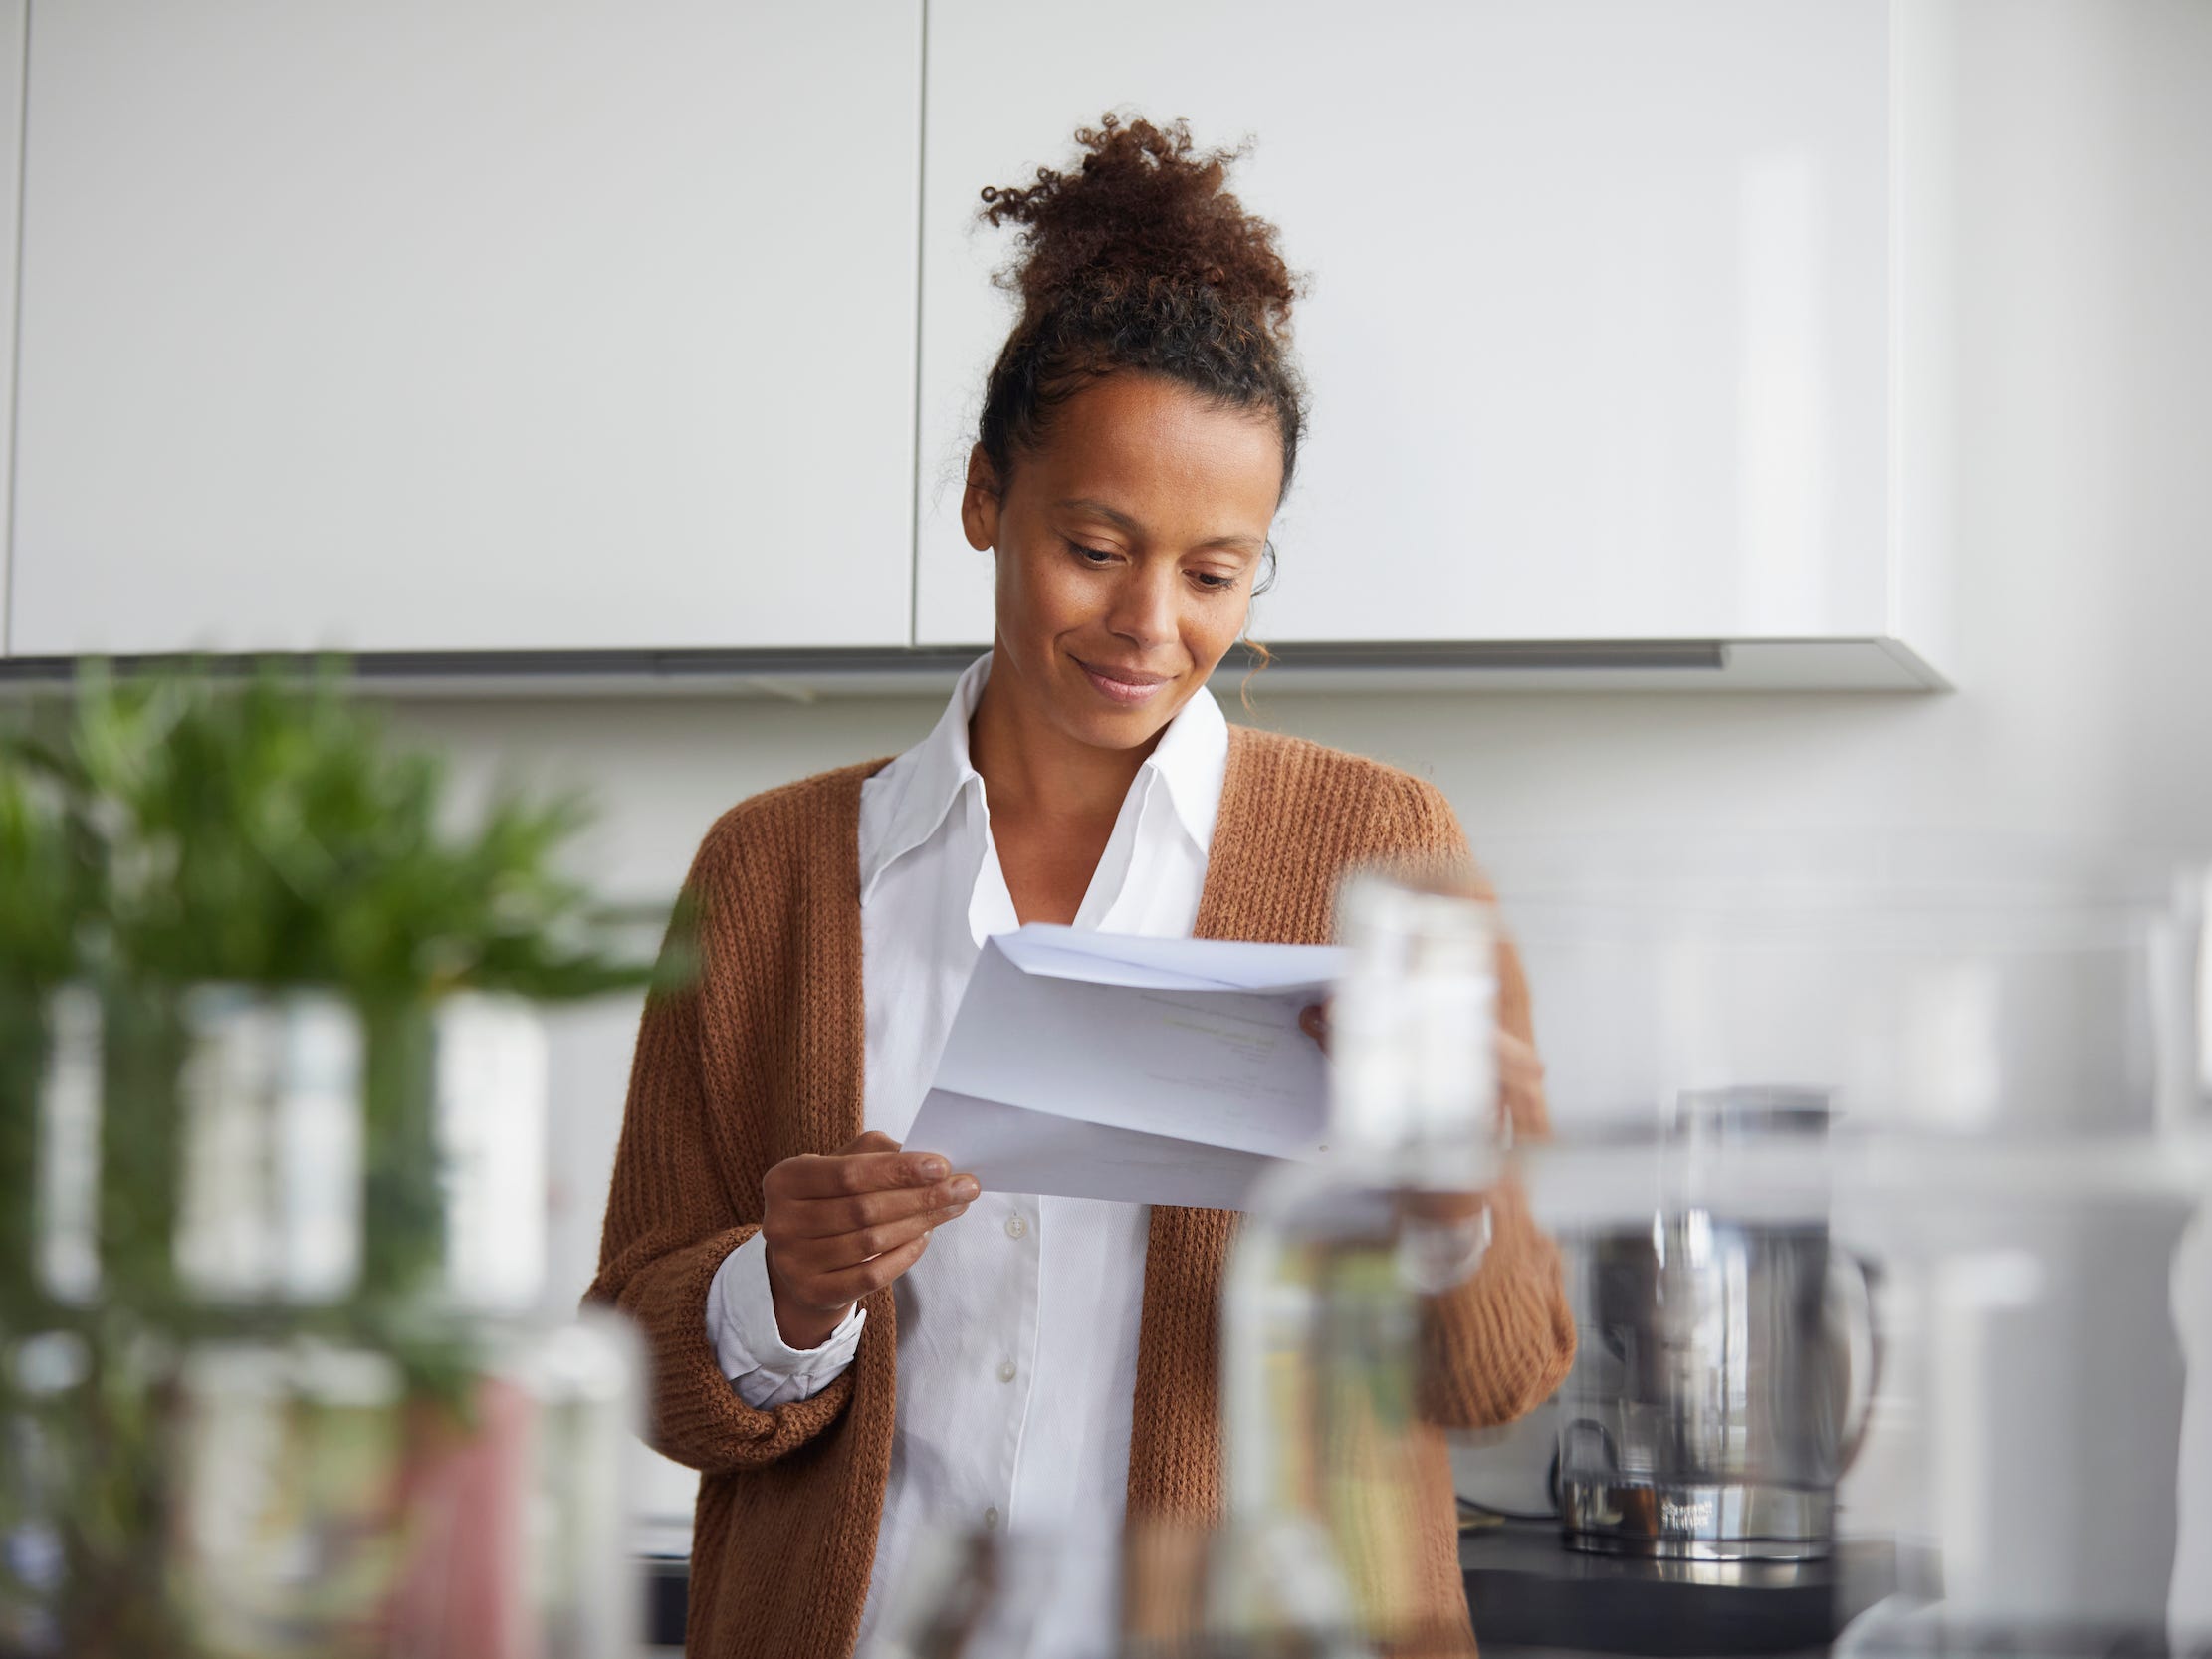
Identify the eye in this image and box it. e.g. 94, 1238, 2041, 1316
1063, 538, 1117, 566
1191, 570, 1240, 592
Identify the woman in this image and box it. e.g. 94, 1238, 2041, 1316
587, 113, 1574, 1659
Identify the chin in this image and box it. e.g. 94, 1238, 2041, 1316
1056, 669, 1186, 749
1060, 704, 1172, 753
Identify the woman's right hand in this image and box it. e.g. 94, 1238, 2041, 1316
760, 1130, 978, 1349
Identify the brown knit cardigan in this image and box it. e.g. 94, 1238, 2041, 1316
585, 723, 1576, 1659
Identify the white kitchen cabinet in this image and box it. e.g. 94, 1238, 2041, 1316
913, 0, 1947, 687
9, 2, 921, 656
0, 0, 23, 653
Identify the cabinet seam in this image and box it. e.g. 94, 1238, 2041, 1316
907, 0, 929, 648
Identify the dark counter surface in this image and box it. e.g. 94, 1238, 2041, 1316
1462, 1518, 1897, 1658
640, 1523, 1897, 1656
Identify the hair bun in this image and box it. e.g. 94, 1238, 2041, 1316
978, 112, 1300, 343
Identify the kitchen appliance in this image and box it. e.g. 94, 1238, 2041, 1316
1554, 1087, 1880, 1563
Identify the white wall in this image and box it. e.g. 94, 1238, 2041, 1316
382, 0, 2211, 1627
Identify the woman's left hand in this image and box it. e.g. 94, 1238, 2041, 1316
1297, 999, 1545, 1135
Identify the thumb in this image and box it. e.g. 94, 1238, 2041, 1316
839, 1129, 901, 1156
1297, 1002, 1331, 1055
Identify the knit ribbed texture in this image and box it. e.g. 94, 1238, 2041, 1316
584, 725, 1576, 1659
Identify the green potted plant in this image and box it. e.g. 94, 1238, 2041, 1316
0, 731, 111, 1656
0, 658, 676, 1659
0, 744, 85, 1314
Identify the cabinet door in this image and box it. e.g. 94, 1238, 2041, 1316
914, 0, 1890, 647
0, 0, 21, 653
12, 2, 921, 656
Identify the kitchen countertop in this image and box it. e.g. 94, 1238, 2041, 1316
638, 1536, 2185, 1657
1460, 1518, 1897, 1657
638, 1528, 1897, 1657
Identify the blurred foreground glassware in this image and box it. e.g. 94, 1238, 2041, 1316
1480, 832, 2212, 1652
867, 1512, 1367, 1659
0, 987, 645, 1659
3, 662, 661, 1658
866, 1514, 1130, 1659
1483, 831, 2209, 1141
1211, 871, 1510, 1659
164, 1315, 636, 1659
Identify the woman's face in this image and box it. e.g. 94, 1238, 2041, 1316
961, 371, 1282, 754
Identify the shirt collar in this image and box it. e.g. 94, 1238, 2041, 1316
858, 649, 1230, 900
1142, 667, 1228, 857
859, 651, 993, 900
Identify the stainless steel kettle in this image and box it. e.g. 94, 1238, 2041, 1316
1554, 1087, 1881, 1562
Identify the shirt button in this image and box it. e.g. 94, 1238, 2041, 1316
997, 1358, 1017, 1383
1004, 1214, 1028, 1240
984, 1506, 1000, 1531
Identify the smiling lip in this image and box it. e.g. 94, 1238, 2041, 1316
1075, 657, 1173, 706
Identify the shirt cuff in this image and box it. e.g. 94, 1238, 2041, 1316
705, 1231, 866, 1409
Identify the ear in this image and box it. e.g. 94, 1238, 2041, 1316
960, 444, 1002, 554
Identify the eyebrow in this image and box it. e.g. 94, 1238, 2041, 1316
1054, 497, 1265, 554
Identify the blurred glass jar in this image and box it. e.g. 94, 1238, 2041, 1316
163, 1314, 639, 1659
171, 985, 365, 1305
1210, 871, 1514, 1659
0, 982, 643, 1659
20, 985, 556, 1315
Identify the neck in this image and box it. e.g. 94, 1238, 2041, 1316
968, 647, 1161, 828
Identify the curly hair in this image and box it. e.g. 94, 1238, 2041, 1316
973, 112, 1310, 535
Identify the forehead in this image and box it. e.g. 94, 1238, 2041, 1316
1027, 372, 1282, 532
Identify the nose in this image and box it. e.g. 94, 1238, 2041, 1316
1104, 559, 1179, 652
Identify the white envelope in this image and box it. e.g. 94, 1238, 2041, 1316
904, 925, 1349, 1209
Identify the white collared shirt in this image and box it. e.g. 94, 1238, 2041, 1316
705, 649, 1229, 1649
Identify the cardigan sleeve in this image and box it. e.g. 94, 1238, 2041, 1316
1388, 776, 1580, 1429
581, 832, 861, 1477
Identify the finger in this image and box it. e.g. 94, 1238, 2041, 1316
778, 1148, 951, 1199
1495, 1034, 1544, 1092
786, 1178, 978, 1240
1495, 1030, 1549, 1138
809, 1202, 971, 1272
1495, 1031, 1543, 1071
812, 1230, 934, 1303
772, 1208, 949, 1284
